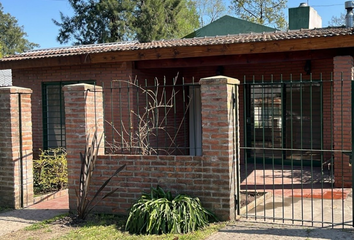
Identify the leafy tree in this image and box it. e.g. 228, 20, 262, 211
97, 0, 135, 41
53, 0, 135, 45
0, 3, 39, 56
135, 0, 199, 42
328, 13, 345, 27
177, 0, 200, 36
194, 0, 228, 27
230, 0, 287, 29
54, 0, 199, 45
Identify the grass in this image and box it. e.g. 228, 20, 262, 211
25, 214, 69, 231
23, 213, 226, 240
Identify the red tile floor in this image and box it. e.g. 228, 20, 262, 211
29, 190, 69, 210
240, 164, 351, 199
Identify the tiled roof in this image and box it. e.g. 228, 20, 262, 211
1, 27, 353, 62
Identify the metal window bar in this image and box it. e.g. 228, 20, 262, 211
103, 78, 201, 156
42, 80, 95, 150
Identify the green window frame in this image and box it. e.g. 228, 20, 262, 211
42, 81, 95, 149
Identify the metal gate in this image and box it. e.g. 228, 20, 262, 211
237, 74, 354, 228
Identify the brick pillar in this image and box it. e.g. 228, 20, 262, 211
333, 56, 353, 188
63, 84, 104, 211
0, 87, 33, 208
199, 76, 240, 221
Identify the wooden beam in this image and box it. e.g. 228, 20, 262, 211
89, 35, 354, 64
135, 49, 344, 69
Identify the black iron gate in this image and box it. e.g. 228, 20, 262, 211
237, 74, 354, 228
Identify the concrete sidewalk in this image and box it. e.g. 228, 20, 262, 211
0, 194, 69, 236
207, 190, 354, 239
205, 221, 354, 240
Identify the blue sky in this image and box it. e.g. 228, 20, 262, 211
1, 0, 346, 50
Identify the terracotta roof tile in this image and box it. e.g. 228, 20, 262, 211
1, 27, 353, 62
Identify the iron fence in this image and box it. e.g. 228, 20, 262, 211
238, 73, 354, 228
102, 77, 202, 156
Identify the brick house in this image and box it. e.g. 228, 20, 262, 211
1, 25, 353, 181
0, 6, 353, 219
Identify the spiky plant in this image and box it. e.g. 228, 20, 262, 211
76, 130, 126, 220
125, 186, 217, 235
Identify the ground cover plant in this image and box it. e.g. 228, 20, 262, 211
125, 186, 218, 235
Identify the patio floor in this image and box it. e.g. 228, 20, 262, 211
240, 164, 351, 199
239, 164, 353, 227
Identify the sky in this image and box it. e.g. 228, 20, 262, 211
0, 0, 346, 50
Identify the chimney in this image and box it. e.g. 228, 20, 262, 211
345, 1, 354, 28
289, 3, 322, 30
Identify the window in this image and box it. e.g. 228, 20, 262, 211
42, 81, 95, 149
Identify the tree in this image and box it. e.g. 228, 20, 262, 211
328, 13, 345, 27
194, 0, 228, 27
53, 0, 135, 45
230, 0, 287, 29
135, 0, 199, 42
97, 0, 136, 41
54, 0, 200, 45
0, 3, 39, 56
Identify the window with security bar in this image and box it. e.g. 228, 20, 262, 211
42, 81, 95, 149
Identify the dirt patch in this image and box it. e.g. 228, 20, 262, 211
2, 215, 74, 240
2, 214, 124, 240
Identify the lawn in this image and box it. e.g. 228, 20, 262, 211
3, 213, 227, 240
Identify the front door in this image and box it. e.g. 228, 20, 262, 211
245, 82, 322, 166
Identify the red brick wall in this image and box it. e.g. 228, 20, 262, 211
0, 87, 33, 208
63, 84, 105, 212
333, 56, 353, 188
12, 62, 133, 156
64, 76, 239, 221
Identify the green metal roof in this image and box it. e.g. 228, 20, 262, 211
184, 15, 278, 38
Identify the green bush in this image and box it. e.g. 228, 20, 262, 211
33, 148, 68, 194
125, 186, 217, 235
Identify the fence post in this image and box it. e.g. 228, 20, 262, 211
0, 87, 33, 208
199, 76, 240, 221
63, 84, 104, 212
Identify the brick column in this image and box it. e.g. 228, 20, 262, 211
333, 56, 353, 188
63, 84, 104, 211
199, 76, 240, 221
0, 87, 33, 208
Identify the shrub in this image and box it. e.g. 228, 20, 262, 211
125, 186, 217, 235
33, 148, 68, 194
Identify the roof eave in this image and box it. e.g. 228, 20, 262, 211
1, 35, 354, 70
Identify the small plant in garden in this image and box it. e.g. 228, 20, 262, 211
76, 130, 126, 220
33, 148, 67, 194
125, 186, 217, 235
